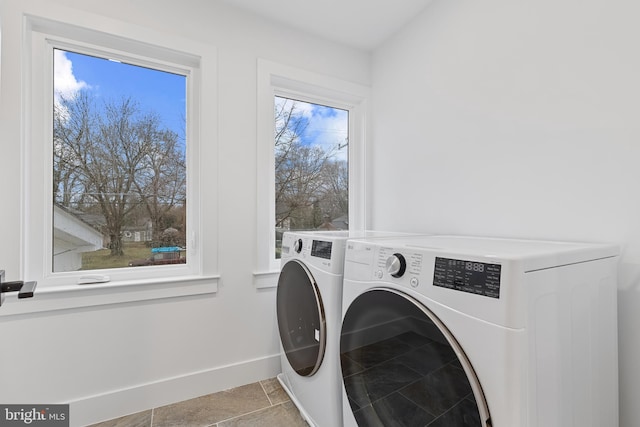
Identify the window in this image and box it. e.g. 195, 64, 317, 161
53, 49, 187, 273
24, 15, 217, 292
274, 96, 349, 258
255, 60, 370, 287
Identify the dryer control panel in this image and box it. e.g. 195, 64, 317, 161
346, 240, 503, 299
433, 257, 501, 299
376, 247, 423, 278
311, 240, 333, 259
281, 231, 350, 274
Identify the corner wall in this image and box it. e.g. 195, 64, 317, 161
370, 1, 640, 426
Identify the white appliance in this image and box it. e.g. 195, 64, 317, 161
339, 235, 619, 427
277, 230, 348, 427
277, 230, 416, 427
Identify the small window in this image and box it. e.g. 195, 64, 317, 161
274, 96, 349, 257
255, 60, 369, 286
53, 49, 187, 273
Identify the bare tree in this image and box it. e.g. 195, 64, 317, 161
54, 91, 186, 256
274, 97, 346, 230
320, 160, 348, 221
134, 119, 186, 244
54, 91, 95, 207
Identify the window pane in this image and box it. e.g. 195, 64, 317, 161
274, 96, 349, 257
53, 49, 187, 272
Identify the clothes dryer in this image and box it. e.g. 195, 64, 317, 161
277, 230, 416, 426
339, 235, 619, 427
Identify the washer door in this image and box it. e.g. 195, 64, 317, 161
277, 259, 327, 377
340, 288, 491, 427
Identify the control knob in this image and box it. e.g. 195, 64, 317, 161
293, 239, 303, 253
386, 253, 407, 278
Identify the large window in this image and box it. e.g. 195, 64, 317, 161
53, 49, 187, 273
24, 15, 215, 290
274, 96, 349, 257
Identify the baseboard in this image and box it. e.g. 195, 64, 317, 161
69, 353, 282, 427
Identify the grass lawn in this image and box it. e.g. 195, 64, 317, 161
81, 242, 154, 270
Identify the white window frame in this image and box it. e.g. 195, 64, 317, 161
11, 13, 219, 315
254, 59, 370, 288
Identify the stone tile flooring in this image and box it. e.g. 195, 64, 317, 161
88, 378, 308, 427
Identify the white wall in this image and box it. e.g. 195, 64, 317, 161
0, 1, 370, 425
370, 0, 640, 426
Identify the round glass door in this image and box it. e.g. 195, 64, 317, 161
277, 259, 326, 377
340, 289, 490, 427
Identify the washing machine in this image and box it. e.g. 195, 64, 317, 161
277, 230, 417, 426
339, 235, 619, 427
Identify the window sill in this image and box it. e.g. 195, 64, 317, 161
253, 270, 280, 289
0, 275, 219, 317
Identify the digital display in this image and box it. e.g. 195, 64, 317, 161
433, 257, 501, 298
311, 240, 333, 259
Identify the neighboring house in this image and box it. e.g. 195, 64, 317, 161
122, 221, 153, 243
53, 205, 104, 272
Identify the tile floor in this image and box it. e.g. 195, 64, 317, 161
88, 378, 308, 427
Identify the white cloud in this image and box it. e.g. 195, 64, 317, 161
306, 107, 349, 162
54, 50, 88, 100
275, 96, 349, 162
296, 101, 315, 118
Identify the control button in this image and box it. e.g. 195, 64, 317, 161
374, 270, 383, 279
410, 277, 419, 288
386, 253, 407, 278
294, 239, 303, 253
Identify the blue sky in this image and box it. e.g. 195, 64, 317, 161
275, 96, 349, 162
55, 49, 348, 160
54, 49, 186, 139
